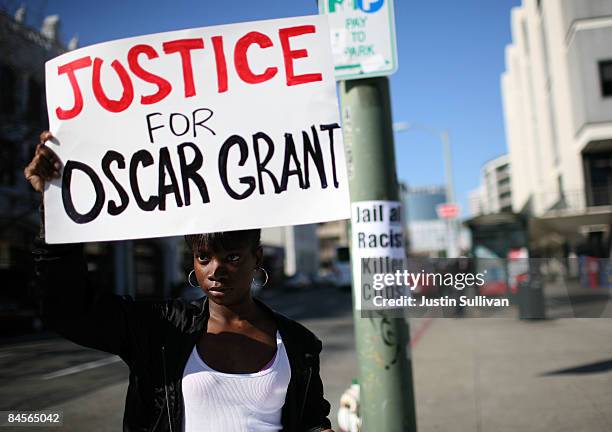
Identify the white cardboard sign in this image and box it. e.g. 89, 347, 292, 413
44, 15, 350, 244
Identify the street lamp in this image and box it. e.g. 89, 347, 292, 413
393, 122, 459, 257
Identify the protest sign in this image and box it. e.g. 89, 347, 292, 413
44, 15, 350, 243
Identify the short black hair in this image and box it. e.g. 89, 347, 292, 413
185, 229, 261, 254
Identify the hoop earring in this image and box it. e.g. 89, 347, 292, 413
253, 267, 269, 287
188, 270, 200, 288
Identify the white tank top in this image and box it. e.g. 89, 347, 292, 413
181, 331, 291, 432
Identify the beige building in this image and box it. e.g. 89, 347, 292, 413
316, 219, 349, 268
501, 0, 612, 256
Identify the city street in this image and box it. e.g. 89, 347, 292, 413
2, 285, 612, 431
1, 0, 611, 431
0, 285, 357, 431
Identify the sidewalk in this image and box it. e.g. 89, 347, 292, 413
411, 313, 612, 431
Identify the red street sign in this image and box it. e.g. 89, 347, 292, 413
436, 203, 459, 219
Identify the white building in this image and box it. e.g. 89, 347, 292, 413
469, 187, 485, 217
469, 155, 513, 216
501, 0, 612, 256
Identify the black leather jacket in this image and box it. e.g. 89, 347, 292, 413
33, 240, 332, 431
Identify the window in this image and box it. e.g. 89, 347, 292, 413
27, 78, 43, 123
584, 151, 612, 206
600, 60, 612, 97
0, 139, 17, 186
0, 64, 16, 115
498, 177, 511, 187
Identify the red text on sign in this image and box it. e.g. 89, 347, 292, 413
54, 25, 324, 120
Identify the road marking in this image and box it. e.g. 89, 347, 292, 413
410, 316, 435, 348
1, 340, 53, 350
41, 356, 121, 380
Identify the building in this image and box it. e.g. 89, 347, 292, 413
0, 8, 185, 323
469, 154, 513, 216
403, 185, 448, 257
469, 187, 486, 217
1, 8, 67, 329
317, 219, 349, 268
501, 0, 612, 257
0, 8, 64, 233
261, 225, 320, 278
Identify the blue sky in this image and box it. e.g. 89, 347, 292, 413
17, 0, 521, 218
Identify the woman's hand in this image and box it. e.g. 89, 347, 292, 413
23, 131, 62, 193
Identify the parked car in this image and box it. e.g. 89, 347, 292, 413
284, 272, 312, 290
313, 270, 338, 288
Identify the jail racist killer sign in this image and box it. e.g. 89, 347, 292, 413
44, 15, 350, 243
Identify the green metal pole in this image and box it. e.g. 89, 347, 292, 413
340, 77, 417, 432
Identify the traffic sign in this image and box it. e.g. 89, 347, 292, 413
319, 0, 398, 80
436, 203, 460, 219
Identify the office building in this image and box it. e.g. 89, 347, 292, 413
261, 225, 320, 279
403, 185, 448, 256
469, 155, 513, 216
501, 0, 612, 256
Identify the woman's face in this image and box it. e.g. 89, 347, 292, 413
193, 243, 262, 305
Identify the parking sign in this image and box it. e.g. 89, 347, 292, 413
319, 0, 398, 80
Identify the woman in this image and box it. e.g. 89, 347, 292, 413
25, 132, 334, 432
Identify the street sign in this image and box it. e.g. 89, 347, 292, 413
436, 203, 460, 219
319, 0, 398, 80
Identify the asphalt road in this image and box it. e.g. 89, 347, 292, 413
0, 284, 356, 431
4, 282, 607, 431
